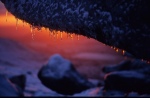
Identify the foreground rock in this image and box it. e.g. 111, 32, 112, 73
104, 71, 150, 94
0, 75, 24, 97
9, 74, 26, 94
38, 54, 95, 95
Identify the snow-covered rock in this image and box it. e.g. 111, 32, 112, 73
104, 71, 150, 94
38, 54, 95, 95
1, 0, 150, 61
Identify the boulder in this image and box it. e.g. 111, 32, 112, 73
0, 75, 24, 97
103, 59, 150, 74
104, 71, 150, 94
9, 74, 26, 93
1, 0, 150, 61
38, 54, 95, 95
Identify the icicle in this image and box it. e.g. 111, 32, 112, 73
53, 30, 56, 38
56, 32, 58, 39
60, 32, 63, 40
70, 34, 73, 40
30, 25, 33, 33
49, 32, 51, 37
77, 35, 79, 40
30, 25, 34, 40
113, 47, 116, 50
116, 49, 119, 52
122, 50, 125, 55
22, 20, 24, 27
16, 18, 18, 30
31, 33, 34, 40
6, 11, 8, 22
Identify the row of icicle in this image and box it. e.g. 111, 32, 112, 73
6, 11, 80, 41
5, 11, 150, 63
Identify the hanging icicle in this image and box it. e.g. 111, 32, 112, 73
116, 48, 119, 52
30, 25, 33, 33
60, 31, 63, 40
77, 34, 79, 40
16, 18, 18, 30
69, 33, 73, 40
6, 11, 8, 22
122, 50, 125, 55
22, 20, 24, 27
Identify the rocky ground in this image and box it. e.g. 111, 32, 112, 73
0, 38, 150, 97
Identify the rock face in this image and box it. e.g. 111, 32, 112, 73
0, 75, 24, 97
104, 71, 150, 94
1, 0, 150, 61
103, 59, 150, 94
103, 59, 150, 74
38, 54, 94, 95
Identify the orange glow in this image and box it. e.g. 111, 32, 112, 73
0, 8, 125, 64
122, 50, 125, 55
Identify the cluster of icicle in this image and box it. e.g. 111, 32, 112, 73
5, 10, 150, 64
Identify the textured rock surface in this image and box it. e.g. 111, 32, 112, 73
104, 71, 150, 94
38, 54, 95, 95
103, 59, 150, 74
1, 0, 150, 61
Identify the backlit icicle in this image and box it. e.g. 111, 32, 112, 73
60, 32, 63, 40
122, 50, 125, 55
22, 20, 24, 27
116, 48, 119, 52
32, 33, 34, 40
16, 18, 18, 30
77, 35, 79, 40
53, 30, 56, 38
56, 32, 58, 39
70, 34, 73, 40
6, 11, 8, 22
30, 25, 33, 33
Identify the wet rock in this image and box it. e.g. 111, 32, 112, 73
104, 71, 150, 94
38, 54, 95, 95
0, 75, 23, 97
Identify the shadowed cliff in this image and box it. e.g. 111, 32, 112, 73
1, 0, 150, 61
